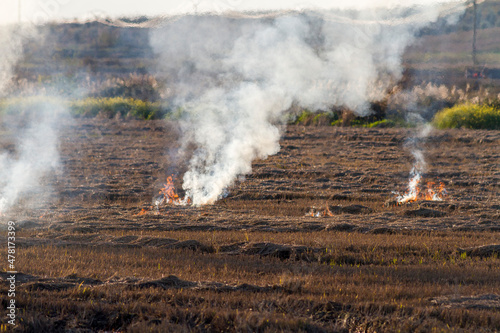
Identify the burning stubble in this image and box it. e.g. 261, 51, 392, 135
155, 175, 191, 208
394, 124, 448, 205
151, 3, 465, 206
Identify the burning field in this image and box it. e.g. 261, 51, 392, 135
0, 118, 498, 332
0, 2, 499, 331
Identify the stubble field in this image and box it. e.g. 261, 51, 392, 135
0, 119, 499, 332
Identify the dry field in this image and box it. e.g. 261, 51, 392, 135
0, 119, 499, 332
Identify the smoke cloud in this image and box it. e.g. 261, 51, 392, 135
151, 3, 465, 205
0, 101, 66, 214
0, 26, 68, 214
0, 26, 22, 97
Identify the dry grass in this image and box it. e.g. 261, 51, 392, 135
0, 120, 498, 332
1, 230, 499, 332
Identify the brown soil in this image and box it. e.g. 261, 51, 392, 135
1, 119, 499, 332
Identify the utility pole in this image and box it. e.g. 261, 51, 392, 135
18, 0, 21, 24
472, 0, 478, 66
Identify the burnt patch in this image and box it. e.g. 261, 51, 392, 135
329, 204, 373, 214
404, 208, 446, 218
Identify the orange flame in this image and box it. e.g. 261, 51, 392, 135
306, 206, 333, 217
157, 175, 191, 206
135, 208, 149, 216
396, 174, 447, 205
159, 176, 180, 203
323, 205, 334, 217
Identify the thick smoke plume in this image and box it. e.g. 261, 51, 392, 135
0, 101, 65, 214
0, 26, 68, 214
151, 3, 465, 205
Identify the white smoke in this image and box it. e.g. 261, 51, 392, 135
0, 25, 22, 97
0, 26, 68, 214
151, 3, 465, 205
0, 101, 66, 214
411, 123, 432, 175
396, 123, 441, 203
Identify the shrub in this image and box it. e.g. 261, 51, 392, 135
432, 103, 500, 130
294, 110, 338, 126
90, 74, 161, 101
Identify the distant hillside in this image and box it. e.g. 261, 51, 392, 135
420, 0, 500, 35
13, 1, 500, 89
16, 21, 154, 78
405, 26, 500, 69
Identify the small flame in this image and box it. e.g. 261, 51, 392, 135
306, 205, 333, 217
134, 176, 191, 216
324, 205, 334, 217
395, 168, 447, 204
135, 208, 149, 216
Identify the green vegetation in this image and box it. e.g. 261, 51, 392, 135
72, 97, 166, 119
3, 96, 499, 130
295, 110, 408, 128
0, 96, 168, 120
0, 96, 67, 115
361, 119, 396, 128
337, 118, 409, 128
433, 103, 500, 129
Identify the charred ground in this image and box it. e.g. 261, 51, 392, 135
0, 120, 499, 332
